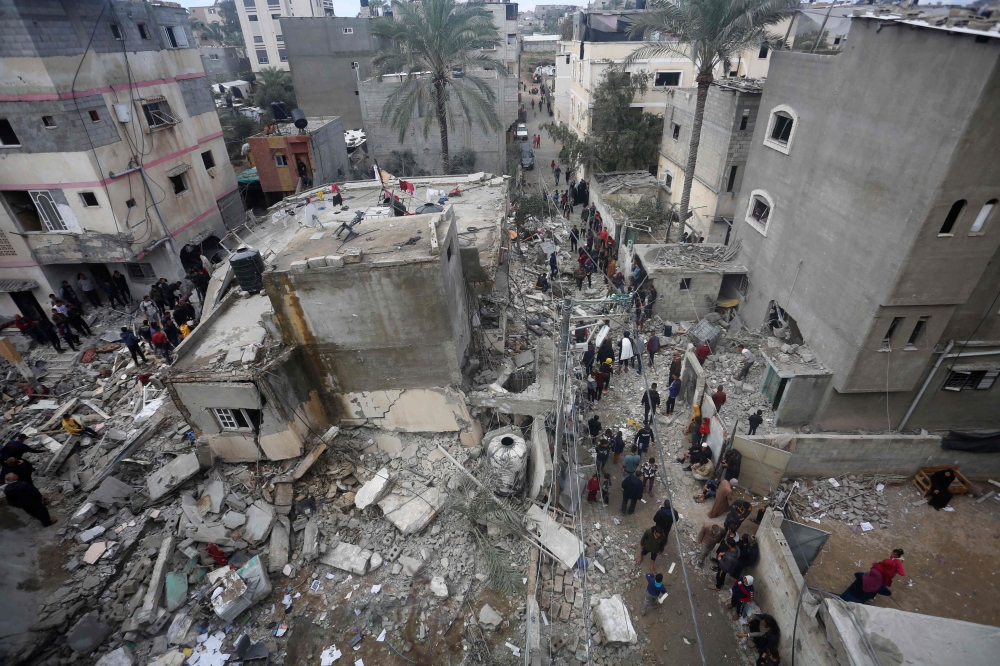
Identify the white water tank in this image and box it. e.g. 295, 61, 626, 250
485, 427, 529, 497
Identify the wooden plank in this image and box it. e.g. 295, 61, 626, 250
38, 397, 78, 430
732, 435, 791, 498
912, 466, 969, 496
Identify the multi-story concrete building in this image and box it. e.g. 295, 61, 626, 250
657, 80, 763, 242
0, 0, 240, 321
189, 3, 225, 46
200, 46, 252, 83
481, 1, 521, 74
555, 10, 785, 142
535, 4, 577, 22
247, 117, 351, 202
281, 17, 386, 130
732, 13, 1000, 431
235, 0, 334, 73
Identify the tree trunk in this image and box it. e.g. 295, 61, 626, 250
434, 81, 450, 175
672, 70, 714, 242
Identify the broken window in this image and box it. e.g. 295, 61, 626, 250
0, 119, 21, 147
137, 23, 149, 40
79, 191, 100, 207
2, 190, 66, 232
740, 108, 750, 131
202, 150, 216, 170
662, 168, 673, 192
939, 200, 966, 235
654, 71, 681, 87
759, 45, 769, 59
162, 25, 188, 49
726, 165, 738, 192
169, 174, 188, 195
906, 316, 928, 347
770, 112, 793, 143
111, 23, 123, 41
882, 316, 904, 348
142, 100, 179, 129
671, 123, 680, 141
126, 262, 156, 280
212, 408, 262, 432
944, 370, 998, 391
751, 197, 770, 223
970, 199, 996, 234
679, 278, 692, 290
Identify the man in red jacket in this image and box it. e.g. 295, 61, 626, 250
151, 328, 173, 365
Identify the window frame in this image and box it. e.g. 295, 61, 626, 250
969, 199, 996, 236
653, 71, 682, 88
763, 105, 797, 155
671, 122, 680, 141
904, 316, 929, 349
168, 173, 189, 195
0, 118, 21, 147
126, 262, 157, 280
27, 190, 68, 231
201, 150, 216, 170
274, 154, 288, 167
42, 115, 57, 129
939, 199, 966, 236
661, 166, 673, 193
110, 23, 123, 41
279, 48, 288, 62
137, 23, 150, 40
211, 407, 261, 432
679, 278, 692, 290
89, 109, 101, 123
744, 189, 773, 236
758, 45, 769, 59
739, 108, 750, 131
343, 27, 354, 34
79, 191, 100, 208
943, 369, 999, 392
141, 100, 179, 130
256, 49, 269, 64
162, 25, 188, 49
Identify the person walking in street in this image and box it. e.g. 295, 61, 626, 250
4, 472, 55, 526
77, 273, 101, 307
112, 270, 131, 303
570, 225, 579, 252
637, 525, 668, 574
730, 576, 755, 618
622, 445, 641, 478
654, 500, 678, 540
601, 473, 612, 505
694, 522, 725, 567
634, 424, 655, 456
120, 327, 147, 365
748, 409, 763, 435
620, 470, 643, 515
736, 344, 756, 381
666, 377, 681, 414
640, 457, 658, 496
587, 415, 602, 447
646, 332, 660, 367
840, 568, 892, 604
641, 573, 665, 616
587, 474, 600, 503
712, 385, 727, 411
872, 549, 906, 588
641, 383, 660, 425
619, 331, 635, 370
595, 434, 611, 478
554, 165, 561, 186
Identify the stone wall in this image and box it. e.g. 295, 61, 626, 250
177, 76, 217, 119
0, 96, 122, 153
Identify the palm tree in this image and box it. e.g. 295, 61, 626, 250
369, 0, 385, 17
371, 0, 508, 174
195, 21, 227, 45
626, 0, 795, 239
253, 67, 297, 122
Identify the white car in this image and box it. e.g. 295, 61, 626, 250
516, 123, 528, 141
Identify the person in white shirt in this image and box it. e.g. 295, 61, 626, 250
736, 345, 755, 381
140, 296, 161, 327
619, 332, 635, 370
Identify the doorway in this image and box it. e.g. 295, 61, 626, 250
9, 290, 44, 320
86, 263, 113, 286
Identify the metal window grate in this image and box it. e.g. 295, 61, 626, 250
0, 230, 16, 256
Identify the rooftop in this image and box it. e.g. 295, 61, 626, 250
636, 242, 747, 273
171, 291, 271, 373
592, 170, 660, 194
269, 174, 507, 272
250, 116, 342, 139
522, 34, 559, 41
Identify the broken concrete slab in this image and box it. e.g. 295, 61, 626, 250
76, 525, 106, 544
321, 425, 341, 443
164, 572, 188, 612
203, 478, 224, 514
88, 476, 134, 509
375, 432, 402, 457
398, 555, 423, 577
83, 541, 107, 564
211, 568, 253, 622
378, 483, 445, 535
272, 480, 293, 515
320, 541, 371, 575
70, 501, 98, 526
430, 576, 448, 598
66, 611, 112, 652
592, 595, 637, 644
147, 453, 206, 502
222, 511, 246, 529
148, 652, 185, 666
187, 522, 234, 547
95, 646, 134, 666
525, 504, 585, 570
39, 397, 78, 431
354, 467, 395, 510
237, 554, 272, 603
243, 500, 275, 544
292, 442, 327, 480
166, 609, 193, 645
479, 604, 503, 631
302, 517, 319, 562
137, 536, 174, 625
268, 516, 290, 573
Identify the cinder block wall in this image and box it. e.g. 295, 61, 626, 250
647, 268, 723, 322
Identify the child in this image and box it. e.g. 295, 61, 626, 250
642, 573, 665, 616
587, 373, 597, 404
601, 473, 612, 505
587, 474, 600, 503
57, 322, 80, 351
612, 430, 625, 464
641, 457, 658, 496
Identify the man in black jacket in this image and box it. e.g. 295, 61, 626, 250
621, 471, 643, 515
120, 327, 147, 365
0, 434, 45, 461
4, 472, 55, 526
2, 457, 34, 482
641, 383, 661, 425
654, 500, 678, 540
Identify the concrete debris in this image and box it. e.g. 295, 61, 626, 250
378, 483, 445, 534
87, 476, 135, 509
525, 505, 585, 570
164, 572, 188, 611
780, 475, 894, 528
147, 451, 210, 501
321, 541, 372, 575
211, 568, 253, 622
222, 510, 247, 529
268, 516, 291, 573
292, 442, 327, 479
148, 651, 186, 666
429, 575, 449, 598
243, 499, 276, 544
70, 501, 98, 526
479, 604, 504, 631
66, 611, 113, 653
94, 646, 134, 666
354, 466, 395, 510
592, 595, 638, 644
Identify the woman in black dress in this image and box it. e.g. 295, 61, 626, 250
927, 468, 955, 510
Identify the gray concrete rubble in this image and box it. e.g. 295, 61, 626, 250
592, 595, 638, 645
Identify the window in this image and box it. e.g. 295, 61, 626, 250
944, 369, 998, 391
254, 36, 264, 43
833, 37, 842, 46
0, 119, 21, 147
110, 23, 123, 41
745, 190, 773, 235
739, 108, 750, 131
274, 154, 288, 167
905, 316, 928, 348
88, 109, 101, 122
671, 123, 680, 141
249, 15, 259, 21
28, 191, 68, 231
126, 262, 156, 279
759, 45, 769, 59
142, 101, 178, 128
882, 316, 904, 347
137, 23, 149, 40
279, 49, 287, 62
939, 199, 966, 235
209, 53, 220, 60
243, 0, 256, 7
162, 25, 188, 49
212, 408, 262, 432
970, 199, 996, 234
764, 105, 797, 154
256, 49, 269, 63
726, 165, 738, 192
447, 243, 453, 261
276, 34, 284, 42
201, 150, 216, 170
267, 0, 280, 6
654, 71, 682, 87
271, 14, 281, 19
42, 115, 56, 128
343, 27, 354, 34
679, 278, 691, 290
351, 61, 360, 69
79, 192, 99, 207
661, 167, 673, 192
209, 8, 216, 13
168, 174, 188, 195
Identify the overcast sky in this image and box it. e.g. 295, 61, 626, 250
172, 1, 975, 16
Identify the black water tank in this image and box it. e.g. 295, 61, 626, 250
291, 108, 308, 129
271, 101, 288, 121
636, 0, 646, 7
229, 246, 266, 293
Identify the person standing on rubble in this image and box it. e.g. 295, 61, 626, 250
9, 314, 45, 345
59, 280, 82, 310
1, 434, 45, 462
66, 302, 91, 337
696, 342, 712, 366
140, 295, 161, 327
161, 315, 182, 347
619, 331, 635, 370
587, 415, 602, 448
582, 343, 596, 377
112, 270, 131, 303
35, 315, 63, 353
637, 525, 668, 573
570, 225, 580, 252
62, 415, 100, 440
736, 345, 756, 381
77, 273, 101, 308
666, 376, 681, 415
712, 385, 727, 412
595, 433, 611, 477
641, 384, 661, 425
2, 456, 34, 482
612, 429, 626, 464
102, 280, 125, 309
4, 472, 55, 527
549, 252, 558, 279
646, 332, 660, 368
747, 409, 763, 436
151, 327, 173, 365
56, 319, 80, 352
120, 327, 147, 365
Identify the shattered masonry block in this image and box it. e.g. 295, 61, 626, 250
243, 500, 275, 544
397, 555, 423, 577
76, 525, 106, 544
354, 467, 395, 510
292, 443, 327, 480
306, 257, 328, 269
479, 604, 503, 631
164, 572, 188, 612
268, 517, 290, 574
146, 453, 202, 502
378, 484, 444, 535
237, 554, 273, 603
325, 255, 344, 267
71, 502, 98, 526
342, 248, 363, 263
592, 595, 637, 645
289, 260, 309, 273
320, 542, 372, 575
95, 646, 134, 666
302, 518, 320, 562
66, 611, 113, 653
211, 569, 253, 622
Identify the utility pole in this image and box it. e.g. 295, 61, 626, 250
552, 295, 573, 482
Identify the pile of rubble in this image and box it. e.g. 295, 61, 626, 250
648, 242, 740, 269
778, 475, 903, 530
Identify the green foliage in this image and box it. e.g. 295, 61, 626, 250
792, 30, 833, 52
216, 0, 245, 46
253, 68, 297, 123
382, 150, 425, 177
221, 109, 261, 161
448, 148, 477, 174
370, 0, 509, 174
558, 17, 573, 40
510, 189, 550, 230
616, 195, 678, 238
543, 70, 663, 174
450, 478, 526, 597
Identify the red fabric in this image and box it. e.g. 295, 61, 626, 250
399, 180, 415, 194
695, 344, 710, 361
151, 331, 167, 345
699, 418, 711, 435
13, 318, 34, 333
872, 558, 905, 587
732, 581, 754, 603
587, 477, 600, 502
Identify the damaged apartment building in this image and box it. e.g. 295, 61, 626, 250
0, 0, 240, 321
166, 173, 530, 464
730, 13, 1000, 431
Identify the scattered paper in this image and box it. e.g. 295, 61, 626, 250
320, 645, 342, 665
876, 483, 885, 492
828, 478, 840, 487
355, 660, 364, 666
282, 594, 292, 607
376, 629, 386, 642
345, 591, 352, 600
860, 522, 874, 531
593, 560, 606, 573
668, 562, 676, 575
812, 502, 820, 508
371, 584, 382, 594
640, 499, 647, 504
275, 624, 288, 637
311, 580, 322, 592
327, 573, 335, 579
943, 506, 955, 512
